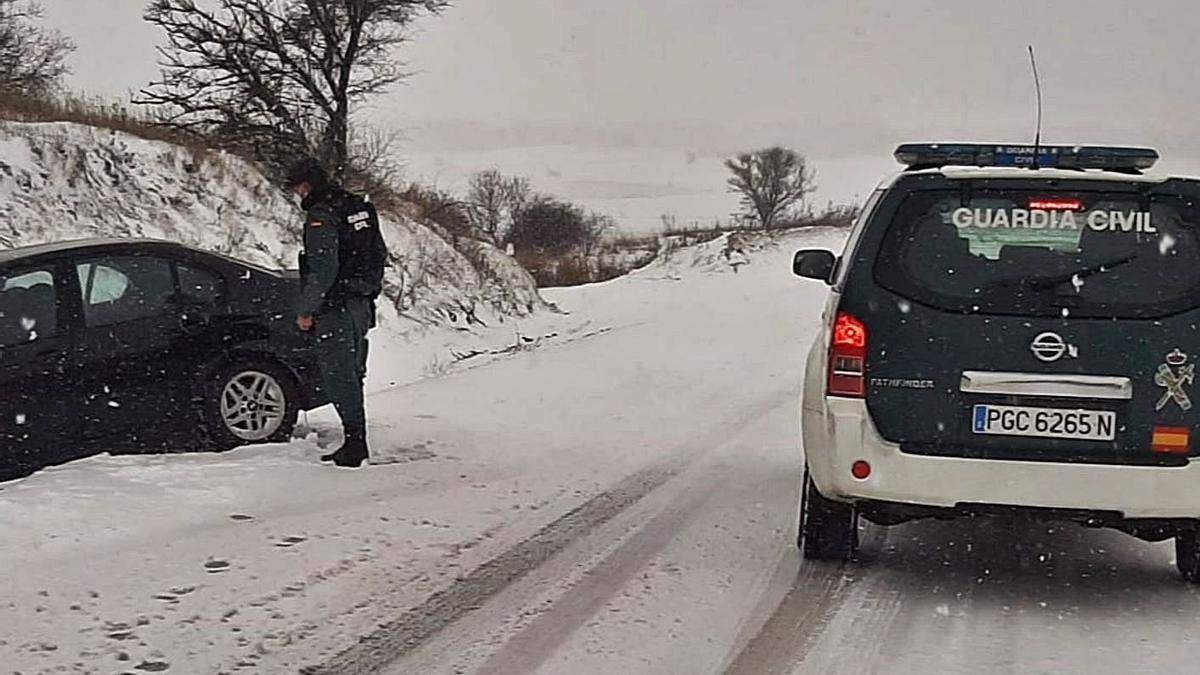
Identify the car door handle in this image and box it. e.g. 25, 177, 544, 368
179, 313, 211, 334
32, 348, 67, 373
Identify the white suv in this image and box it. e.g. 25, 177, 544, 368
794, 143, 1200, 582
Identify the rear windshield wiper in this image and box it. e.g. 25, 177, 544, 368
1024, 254, 1138, 291
975, 254, 1138, 296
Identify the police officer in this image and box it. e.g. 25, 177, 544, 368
286, 157, 387, 468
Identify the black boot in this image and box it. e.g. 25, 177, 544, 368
333, 425, 369, 468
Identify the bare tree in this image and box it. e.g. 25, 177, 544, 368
468, 171, 532, 244
725, 147, 816, 229
0, 0, 75, 98
503, 175, 530, 232
468, 170, 507, 244
138, 0, 449, 179
580, 211, 614, 258
345, 124, 404, 194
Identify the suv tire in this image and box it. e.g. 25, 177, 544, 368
799, 468, 859, 561
1176, 529, 1200, 583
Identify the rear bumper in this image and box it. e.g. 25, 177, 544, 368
802, 397, 1200, 520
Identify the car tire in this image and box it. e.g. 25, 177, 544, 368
200, 360, 300, 452
798, 468, 859, 561
1176, 529, 1200, 583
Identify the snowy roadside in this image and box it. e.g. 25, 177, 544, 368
0, 228, 847, 674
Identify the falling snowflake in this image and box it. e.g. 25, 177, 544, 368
1160, 233, 1177, 255
15, 413, 26, 425
1061, 307, 1070, 318
897, 300, 912, 314
1070, 274, 1084, 292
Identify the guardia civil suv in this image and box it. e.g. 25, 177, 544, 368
793, 143, 1200, 581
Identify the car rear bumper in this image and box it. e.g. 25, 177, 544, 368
803, 397, 1200, 520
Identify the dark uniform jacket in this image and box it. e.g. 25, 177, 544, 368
297, 186, 386, 318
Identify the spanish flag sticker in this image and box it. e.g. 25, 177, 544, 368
1153, 426, 1190, 454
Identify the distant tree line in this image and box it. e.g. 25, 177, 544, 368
400, 169, 620, 286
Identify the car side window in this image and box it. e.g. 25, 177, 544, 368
834, 188, 885, 288
76, 256, 175, 328
0, 268, 58, 347
176, 263, 222, 304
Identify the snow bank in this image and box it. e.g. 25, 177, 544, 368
640, 226, 850, 279
0, 121, 547, 331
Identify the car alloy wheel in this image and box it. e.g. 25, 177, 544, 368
219, 370, 288, 442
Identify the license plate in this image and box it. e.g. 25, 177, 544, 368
972, 405, 1117, 442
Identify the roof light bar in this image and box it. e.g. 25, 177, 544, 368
894, 143, 1159, 172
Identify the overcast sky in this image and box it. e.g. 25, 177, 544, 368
40, 0, 1200, 157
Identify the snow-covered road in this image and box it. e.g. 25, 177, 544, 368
729, 519, 1196, 675
4, 228, 1195, 675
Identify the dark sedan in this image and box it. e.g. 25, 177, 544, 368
0, 238, 326, 479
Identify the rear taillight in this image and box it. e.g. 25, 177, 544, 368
829, 311, 867, 397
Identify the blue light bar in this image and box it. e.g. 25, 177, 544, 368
894, 143, 1159, 171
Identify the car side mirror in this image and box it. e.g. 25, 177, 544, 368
793, 249, 836, 283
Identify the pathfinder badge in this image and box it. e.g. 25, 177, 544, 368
1156, 349, 1195, 412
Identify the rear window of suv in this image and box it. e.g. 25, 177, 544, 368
873, 186, 1200, 318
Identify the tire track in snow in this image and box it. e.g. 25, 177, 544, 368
722, 558, 855, 675
731, 516, 1195, 675
473, 438, 742, 675
301, 387, 792, 675
299, 460, 682, 675
386, 388, 798, 675
722, 523, 893, 675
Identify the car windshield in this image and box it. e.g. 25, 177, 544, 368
874, 187, 1200, 318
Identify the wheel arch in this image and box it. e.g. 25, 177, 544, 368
195, 343, 315, 410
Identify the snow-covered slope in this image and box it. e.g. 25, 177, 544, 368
642, 226, 849, 279
0, 121, 547, 330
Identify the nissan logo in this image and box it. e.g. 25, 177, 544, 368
1031, 332, 1077, 363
